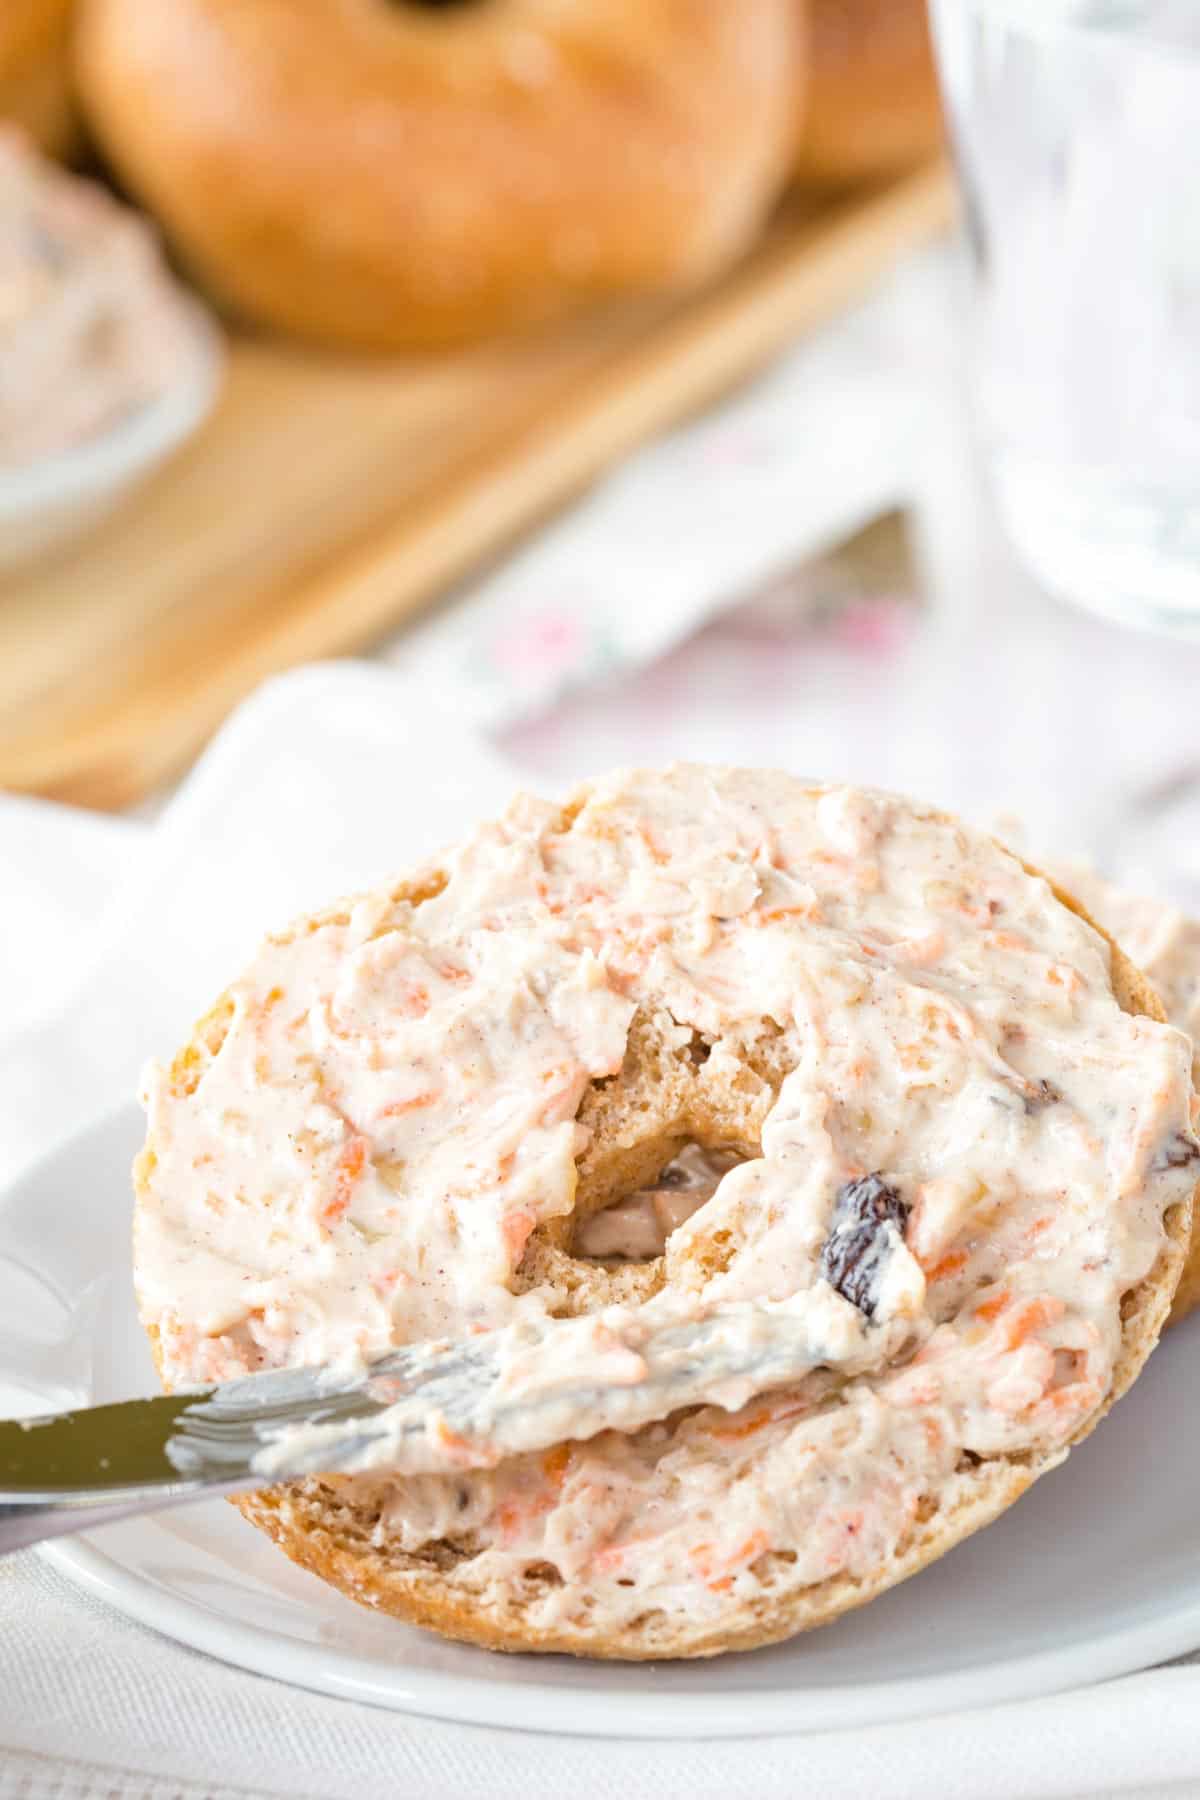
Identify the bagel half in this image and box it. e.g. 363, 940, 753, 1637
77, 0, 801, 348
1047, 858, 1200, 1328
136, 772, 1194, 1659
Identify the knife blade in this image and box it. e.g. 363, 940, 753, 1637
0, 1292, 892, 1554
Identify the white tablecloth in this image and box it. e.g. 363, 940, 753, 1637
3, 245, 1200, 1799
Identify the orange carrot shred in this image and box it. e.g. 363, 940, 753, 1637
322, 1135, 368, 1226
378, 1091, 439, 1118
1002, 1296, 1065, 1351
926, 1249, 969, 1284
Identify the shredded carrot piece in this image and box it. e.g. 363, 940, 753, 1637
593, 1543, 632, 1574
502, 1208, 537, 1260
378, 1091, 439, 1118
899, 930, 946, 966
710, 1409, 774, 1443
253, 986, 285, 1022
1040, 1379, 1102, 1415
925, 1249, 969, 1284
495, 1497, 547, 1544
710, 1398, 809, 1442
892, 1372, 940, 1408
1002, 1296, 1065, 1350
495, 1501, 520, 1539
690, 1530, 770, 1591
637, 822, 670, 865
974, 1288, 1011, 1324
322, 1135, 368, 1226
542, 1445, 571, 1489
431, 1418, 482, 1467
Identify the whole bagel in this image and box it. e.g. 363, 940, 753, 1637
135, 768, 1195, 1659
0, 0, 78, 159
75, 0, 800, 349
794, 0, 944, 187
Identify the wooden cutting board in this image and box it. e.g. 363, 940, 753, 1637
0, 162, 954, 811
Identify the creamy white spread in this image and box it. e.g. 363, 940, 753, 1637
138, 767, 1196, 1632
1051, 860, 1200, 1087
0, 130, 200, 466
243, 1292, 917, 1486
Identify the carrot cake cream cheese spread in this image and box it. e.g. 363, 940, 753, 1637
1050, 862, 1200, 1084
1048, 858, 1200, 1324
0, 129, 200, 466
135, 767, 1197, 1658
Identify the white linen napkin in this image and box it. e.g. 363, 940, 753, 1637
382, 290, 920, 730
2, 1546, 1199, 1800
0, 661, 1197, 1800
0, 666, 521, 1190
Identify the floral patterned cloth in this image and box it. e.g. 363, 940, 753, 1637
384, 276, 926, 727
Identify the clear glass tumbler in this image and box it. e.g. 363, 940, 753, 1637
929, 0, 1200, 629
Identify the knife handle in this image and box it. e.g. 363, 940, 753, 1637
0, 1482, 233, 1556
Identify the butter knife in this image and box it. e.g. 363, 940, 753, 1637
0, 1296, 878, 1555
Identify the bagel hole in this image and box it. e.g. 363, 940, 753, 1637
513, 1008, 761, 1307
572, 1140, 745, 1265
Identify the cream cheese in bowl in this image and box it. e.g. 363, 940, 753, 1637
0, 129, 222, 569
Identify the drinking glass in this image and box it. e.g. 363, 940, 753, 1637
929, 0, 1200, 629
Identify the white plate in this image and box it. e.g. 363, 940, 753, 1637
4, 1104, 1200, 1738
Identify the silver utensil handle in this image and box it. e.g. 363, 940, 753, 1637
0, 1482, 232, 1555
